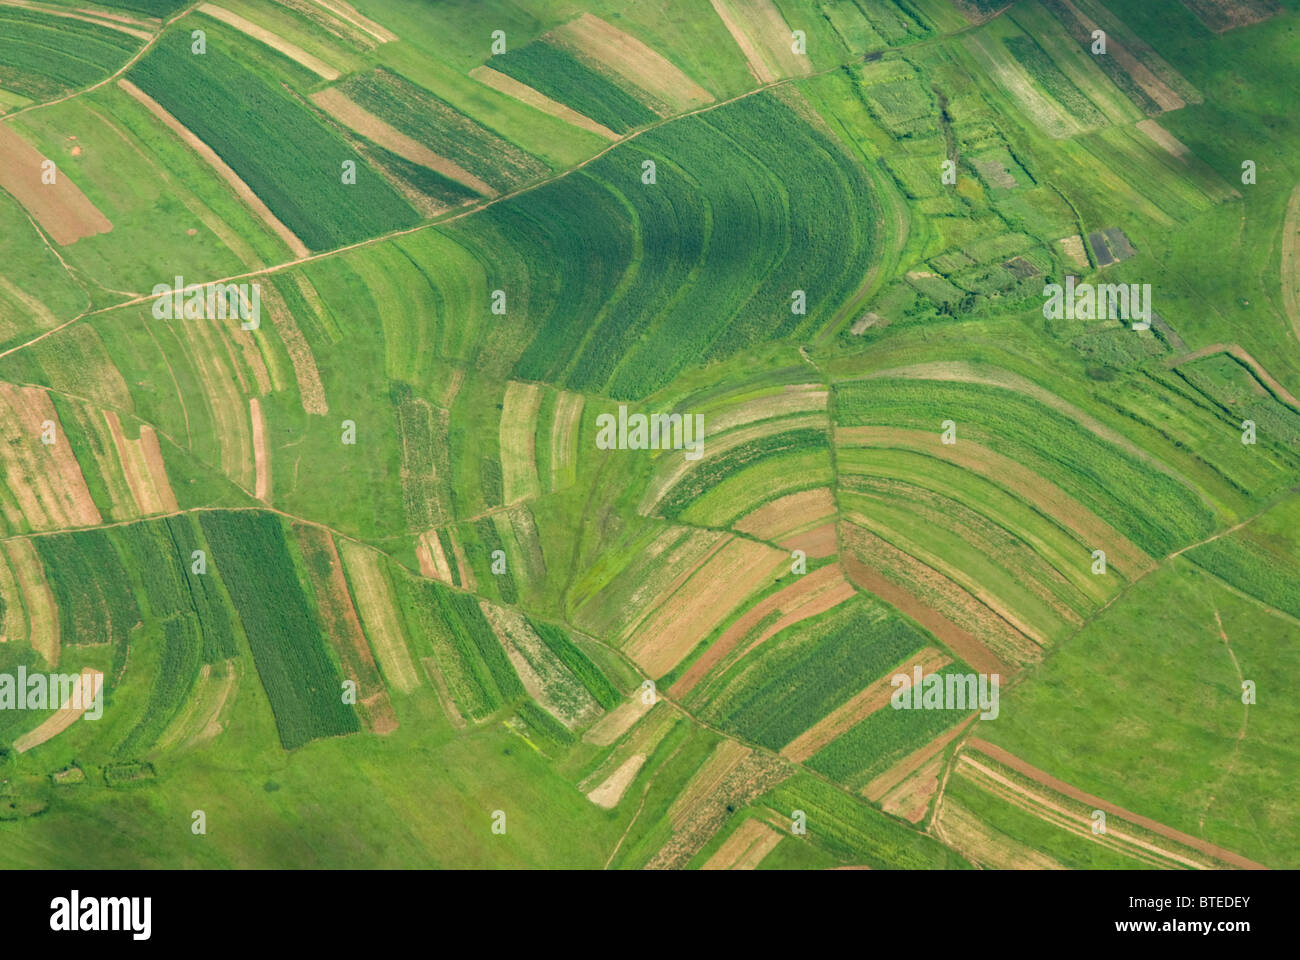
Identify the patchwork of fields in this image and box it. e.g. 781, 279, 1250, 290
0, 0, 1296, 871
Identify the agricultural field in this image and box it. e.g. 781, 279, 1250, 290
0, 0, 1296, 882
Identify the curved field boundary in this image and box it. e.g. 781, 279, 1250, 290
855, 360, 1203, 493
835, 425, 1152, 575
0, 0, 152, 39
964, 738, 1267, 869
841, 548, 1009, 678
310, 88, 494, 196
117, 79, 310, 258
0, 122, 112, 245
199, 4, 339, 79
781, 647, 951, 763
13, 668, 102, 753
469, 65, 618, 141
640, 412, 826, 515
671, 561, 852, 698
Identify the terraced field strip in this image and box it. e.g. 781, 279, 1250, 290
480, 601, 601, 729
156, 660, 240, 749
199, 4, 339, 79
956, 754, 1206, 868
297, 525, 396, 734
781, 647, 952, 762
309, 0, 396, 43
420, 656, 464, 729
261, 282, 327, 414
0, 0, 152, 39
0, 122, 112, 245
338, 541, 419, 693
708, 0, 810, 83
964, 738, 1267, 869
733, 487, 836, 541
0, 544, 23, 642
416, 529, 454, 583
1172, 343, 1300, 410
836, 426, 1152, 575
1282, 185, 1300, 343
0, 384, 102, 530
102, 412, 178, 515
705, 386, 828, 436
117, 79, 310, 258
963, 29, 1082, 140
582, 694, 654, 746
469, 66, 618, 140
551, 13, 714, 114
1052, 0, 1186, 112
249, 397, 270, 502
702, 818, 783, 869
586, 753, 646, 808
12, 668, 101, 753
625, 537, 787, 677
310, 88, 494, 196
2, 540, 57, 665
936, 796, 1065, 869
549, 390, 584, 491
864, 714, 978, 801
500, 381, 543, 503
841, 548, 1009, 678
641, 413, 827, 515
670, 562, 853, 698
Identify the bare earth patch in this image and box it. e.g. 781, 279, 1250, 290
1136, 118, 1189, 160
702, 818, 782, 869
880, 753, 944, 823
1058, 234, 1089, 269
586, 754, 646, 808
102, 411, 178, 515
0, 123, 112, 245
781, 521, 837, 558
